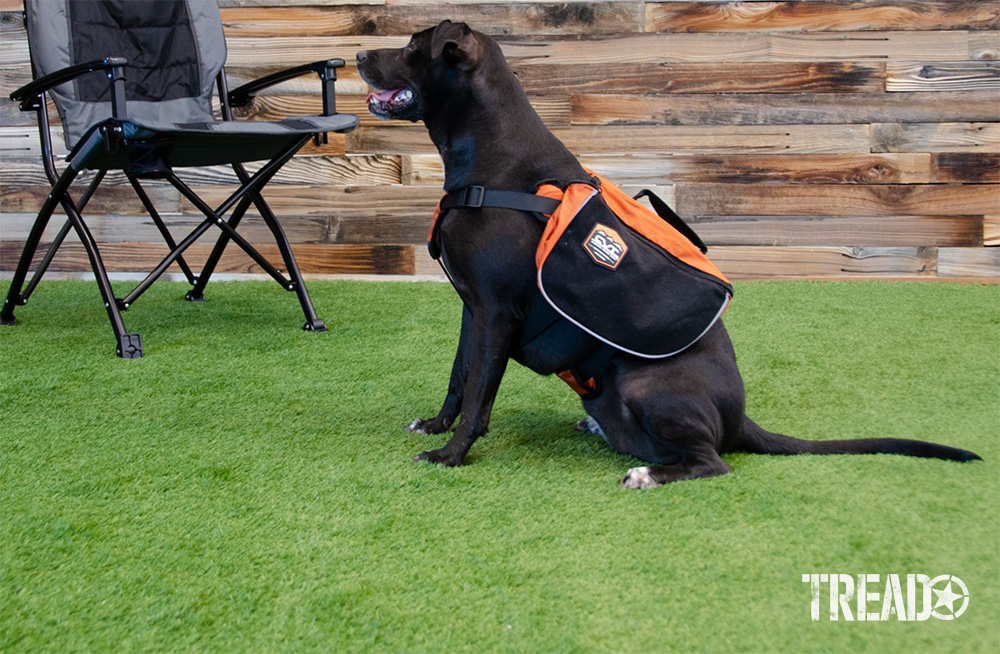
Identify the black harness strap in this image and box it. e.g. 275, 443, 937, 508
439, 185, 561, 215
430, 186, 561, 260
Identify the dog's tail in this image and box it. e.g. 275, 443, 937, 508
735, 416, 981, 462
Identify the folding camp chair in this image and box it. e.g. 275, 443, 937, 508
1, 0, 359, 358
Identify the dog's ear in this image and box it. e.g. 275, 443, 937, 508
430, 20, 479, 67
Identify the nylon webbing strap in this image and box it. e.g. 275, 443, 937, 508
632, 189, 708, 254
440, 186, 561, 216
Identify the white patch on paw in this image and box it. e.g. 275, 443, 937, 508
406, 419, 428, 434
574, 416, 607, 440
620, 466, 661, 489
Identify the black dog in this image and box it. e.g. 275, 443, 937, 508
356, 21, 980, 487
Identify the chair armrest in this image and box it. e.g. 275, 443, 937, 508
228, 59, 345, 116
11, 57, 129, 116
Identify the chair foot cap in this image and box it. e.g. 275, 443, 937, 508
116, 333, 143, 358
304, 319, 327, 332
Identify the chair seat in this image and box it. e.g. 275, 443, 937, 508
70, 114, 360, 172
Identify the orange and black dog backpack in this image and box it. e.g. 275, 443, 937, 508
429, 170, 733, 397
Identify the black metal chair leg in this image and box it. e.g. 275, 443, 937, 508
184, 195, 253, 302
20, 171, 106, 305
256, 202, 326, 332
128, 176, 197, 285
58, 194, 142, 358
65, 213, 142, 358
1, 166, 79, 326
231, 161, 326, 332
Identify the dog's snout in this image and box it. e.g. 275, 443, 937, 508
356, 51, 368, 65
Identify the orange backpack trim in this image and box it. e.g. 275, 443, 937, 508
428, 199, 444, 244
556, 370, 597, 396
534, 171, 730, 286
535, 183, 598, 270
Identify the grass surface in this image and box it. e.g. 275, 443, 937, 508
1, 280, 997, 653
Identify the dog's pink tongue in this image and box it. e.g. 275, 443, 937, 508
367, 89, 400, 103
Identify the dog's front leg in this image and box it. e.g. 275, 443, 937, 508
413, 306, 516, 466
406, 305, 473, 435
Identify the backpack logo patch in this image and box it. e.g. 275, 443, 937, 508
583, 224, 628, 270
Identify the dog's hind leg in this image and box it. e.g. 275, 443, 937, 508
620, 453, 732, 489
615, 395, 734, 488
583, 361, 737, 488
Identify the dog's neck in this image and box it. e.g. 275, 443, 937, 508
425, 56, 585, 193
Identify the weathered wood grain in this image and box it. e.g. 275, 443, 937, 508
767, 31, 969, 62
710, 246, 937, 279
224, 65, 370, 96
402, 153, 934, 185
687, 215, 983, 247
6, 210, 980, 250
0, 10, 23, 37
931, 153, 1000, 183
984, 216, 1000, 247
181, 185, 442, 218
221, 3, 644, 37
570, 92, 1000, 126
645, 1, 999, 34
513, 62, 886, 95
0, 126, 68, 158
416, 244, 945, 281
872, 123, 1000, 153
1, 186, 180, 216
0, 125, 348, 157
498, 32, 969, 66
676, 184, 998, 217
1, 155, 402, 188
218, 0, 384, 7
226, 36, 408, 67
968, 30, 1000, 60
163, 32, 975, 70
886, 61, 1000, 92
0, 241, 417, 276
937, 247, 1000, 278
350, 124, 872, 155
1, 242, 952, 281
239, 93, 571, 127
1, 213, 332, 245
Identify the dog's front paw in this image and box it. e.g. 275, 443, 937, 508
620, 466, 662, 490
405, 418, 449, 435
413, 448, 464, 467
406, 418, 431, 434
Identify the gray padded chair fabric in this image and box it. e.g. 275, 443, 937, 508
28, 0, 229, 149
2, 0, 359, 358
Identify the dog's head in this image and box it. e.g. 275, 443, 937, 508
356, 20, 485, 123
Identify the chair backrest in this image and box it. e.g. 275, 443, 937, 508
25, 0, 227, 149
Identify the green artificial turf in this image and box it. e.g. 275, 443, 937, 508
1, 279, 997, 653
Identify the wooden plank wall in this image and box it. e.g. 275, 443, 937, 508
1, 0, 998, 280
